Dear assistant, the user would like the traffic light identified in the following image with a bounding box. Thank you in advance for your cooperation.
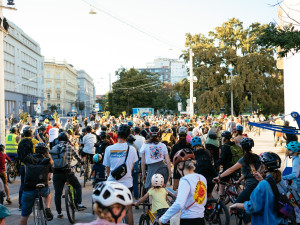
[7,0,15,6]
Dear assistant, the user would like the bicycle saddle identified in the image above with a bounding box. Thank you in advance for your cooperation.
[36,183,45,189]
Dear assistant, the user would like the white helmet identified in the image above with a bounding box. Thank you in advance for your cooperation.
[151,174,164,187]
[179,126,187,134]
[93,181,133,207]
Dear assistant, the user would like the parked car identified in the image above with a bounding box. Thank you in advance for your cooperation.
[38,114,54,122]
[67,112,77,117]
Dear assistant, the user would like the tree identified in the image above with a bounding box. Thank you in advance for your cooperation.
[50,105,58,112]
[179,18,283,115]
[75,101,85,113]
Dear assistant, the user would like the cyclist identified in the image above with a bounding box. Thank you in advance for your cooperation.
[159,149,207,225]
[0,144,12,203]
[19,143,53,225]
[282,141,300,192]
[141,121,150,139]
[76,181,132,225]
[140,126,171,190]
[170,126,191,190]
[90,154,106,187]
[51,132,86,219]
[5,127,20,160]
[103,124,138,225]
[132,126,146,156]
[82,125,97,169]
[230,152,286,225]
[234,125,244,147]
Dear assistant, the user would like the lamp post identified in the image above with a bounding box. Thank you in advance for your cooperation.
[189,49,194,119]
[230,70,234,117]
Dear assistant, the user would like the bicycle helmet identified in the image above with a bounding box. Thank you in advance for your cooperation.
[93,154,102,163]
[127,121,134,127]
[178,126,187,135]
[35,143,48,155]
[149,126,160,137]
[151,174,164,187]
[10,126,17,133]
[86,126,92,133]
[173,148,195,167]
[191,136,202,147]
[285,141,300,153]
[240,137,254,150]
[58,132,69,142]
[0,144,5,151]
[118,124,131,138]
[132,126,140,134]
[259,152,281,171]
[221,131,232,140]
[236,125,243,131]
[23,126,33,137]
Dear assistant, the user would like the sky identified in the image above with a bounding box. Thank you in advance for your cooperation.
[3,0,279,94]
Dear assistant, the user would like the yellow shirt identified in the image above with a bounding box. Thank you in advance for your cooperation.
[148,187,169,213]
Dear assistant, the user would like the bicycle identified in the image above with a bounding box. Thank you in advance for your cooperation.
[0,178,5,204]
[6,159,20,184]
[204,196,230,225]
[32,184,47,225]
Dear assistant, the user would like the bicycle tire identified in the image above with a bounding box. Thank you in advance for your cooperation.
[205,198,230,225]
[0,192,4,205]
[288,214,297,225]
[65,187,76,224]
[39,197,47,225]
[6,163,16,184]
[139,214,150,225]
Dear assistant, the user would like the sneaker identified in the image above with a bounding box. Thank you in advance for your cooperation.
[19,205,22,211]
[6,198,12,204]
[45,208,54,221]
[77,204,87,211]
[57,213,63,219]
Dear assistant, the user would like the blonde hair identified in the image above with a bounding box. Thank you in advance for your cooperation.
[93,203,115,223]
[185,160,196,171]
[270,170,282,184]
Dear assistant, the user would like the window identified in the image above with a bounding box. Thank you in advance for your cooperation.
[57,74,60,79]
[57,104,60,110]
[57,93,60,100]
[47,93,50,100]
[46,73,50,78]
[57,83,60,89]
[47,103,51,109]
[47,83,50,88]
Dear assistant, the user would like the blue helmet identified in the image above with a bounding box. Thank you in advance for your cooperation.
[191,136,202,147]
[93,154,102,163]
[285,141,300,153]
[127,121,134,127]
[236,125,243,131]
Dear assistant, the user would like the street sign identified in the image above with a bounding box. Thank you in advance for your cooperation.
[72,107,76,112]
[95,103,99,112]
[36,105,41,114]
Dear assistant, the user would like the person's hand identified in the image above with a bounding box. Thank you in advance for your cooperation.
[213,177,220,183]
[158,219,162,225]
[229,204,238,215]
[253,172,263,182]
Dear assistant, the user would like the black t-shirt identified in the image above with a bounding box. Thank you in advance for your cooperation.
[216,142,234,169]
[141,128,150,139]
[194,148,216,179]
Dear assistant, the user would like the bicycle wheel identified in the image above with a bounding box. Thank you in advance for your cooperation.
[205,198,230,225]
[139,214,150,225]
[6,162,16,184]
[33,199,47,225]
[65,187,76,224]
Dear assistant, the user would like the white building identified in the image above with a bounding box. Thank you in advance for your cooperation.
[145,58,188,84]
[4,21,44,117]
[77,70,96,116]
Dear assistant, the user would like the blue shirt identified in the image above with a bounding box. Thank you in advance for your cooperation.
[282,155,300,193]
[244,175,287,225]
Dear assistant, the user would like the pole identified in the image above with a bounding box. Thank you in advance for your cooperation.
[189,49,194,119]
[109,73,111,92]
[0,0,6,144]
[250,92,253,114]
[231,70,234,117]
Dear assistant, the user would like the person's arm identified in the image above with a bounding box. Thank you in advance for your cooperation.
[5,154,11,164]
[164,154,172,182]
[214,162,242,182]
[141,153,146,181]
[242,181,266,215]
[105,167,110,177]
[135,192,149,206]
[282,157,300,180]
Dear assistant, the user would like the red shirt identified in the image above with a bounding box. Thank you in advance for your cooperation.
[46,125,52,133]
[0,152,11,172]
[108,132,118,144]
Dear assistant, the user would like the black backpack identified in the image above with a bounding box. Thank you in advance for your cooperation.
[194,149,217,178]
[17,138,34,163]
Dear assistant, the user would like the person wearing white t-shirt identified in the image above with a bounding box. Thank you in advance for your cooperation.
[103,124,138,225]
[159,149,207,225]
[82,126,97,165]
[132,126,145,157]
[48,123,59,143]
[140,126,171,189]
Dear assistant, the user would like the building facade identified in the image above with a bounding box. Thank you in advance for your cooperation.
[4,21,44,117]
[44,60,77,114]
[76,70,96,116]
[137,67,171,83]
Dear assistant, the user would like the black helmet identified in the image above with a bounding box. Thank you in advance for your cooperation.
[240,137,254,150]
[86,126,92,133]
[23,126,33,137]
[58,132,69,142]
[39,125,46,131]
[0,144,4,151]
[144,121,150,127]
[99,131,107,138]
[101,126,107,131]
[221,131,232,140]
[118,124,131,138]
[82,128,87,133]
[35,143,48,155]
[149,126,160,137]
[259,152,281,171]
[10,126,17,133]
[133,126,141,134]
[127,134,136,143]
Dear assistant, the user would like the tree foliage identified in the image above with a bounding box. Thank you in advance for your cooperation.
[178,18,283,115]
[107,68,178,116]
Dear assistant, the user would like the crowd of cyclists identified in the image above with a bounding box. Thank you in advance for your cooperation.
[0,113,299,225]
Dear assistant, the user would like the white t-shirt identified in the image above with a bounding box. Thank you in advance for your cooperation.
[140,142,168,165]
[134,135,145,156]
[83,133,97,154]
[103,143,138,188]
[160,173,207,224]
[48,127,59,142]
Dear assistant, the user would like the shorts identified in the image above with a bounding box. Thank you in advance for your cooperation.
[21,187,50,217]
[0,171,7,185]
[81,152,94,163]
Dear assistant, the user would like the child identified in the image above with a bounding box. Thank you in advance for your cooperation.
[0,144,11,204]
[135,174,170,215]
[90,154,106,187]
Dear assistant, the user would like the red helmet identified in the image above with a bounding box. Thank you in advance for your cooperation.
[173,148,195,167]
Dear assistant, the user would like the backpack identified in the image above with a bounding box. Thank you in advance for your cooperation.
[161,133,172,144]
[49,143,68,169]
[194,149,217,178]
[24,155,50,189]
[227,144,243,165]
[266,177,295,219]
[17,138,34,163]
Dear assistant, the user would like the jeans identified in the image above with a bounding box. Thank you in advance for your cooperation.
[132,162,139,199]
[53,172,82,214]
[19,165,25,206]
